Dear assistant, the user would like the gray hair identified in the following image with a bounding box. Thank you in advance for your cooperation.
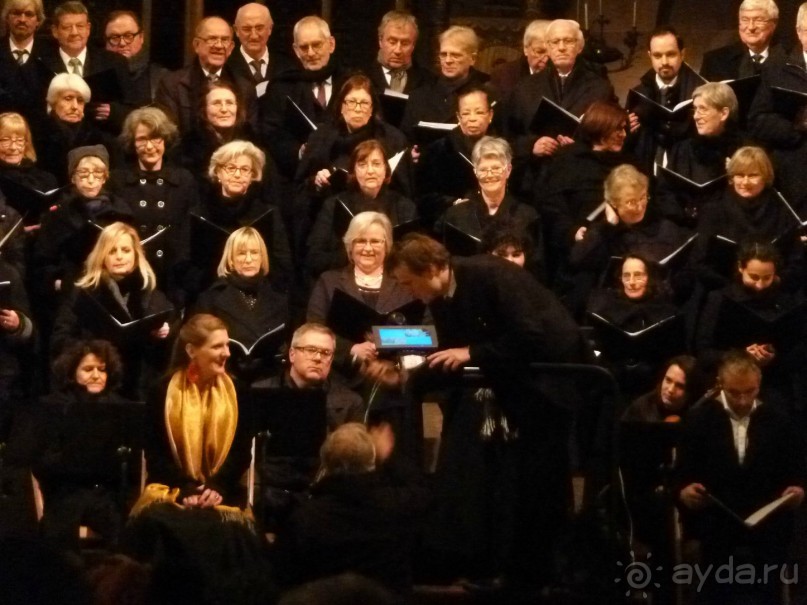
[46,73,91,112]
[53,0,87,23]
[797,2,807,29]
[523,19,551,47]
[342,211,393,258]
[439,25,479,55]
[208,140,265,181]
[739,0,779,20]
[0,0,44,36]
[604,164,649,205]
[546,19,585,48]
[471,136,512,167]
[378,10,418,39]
[291,322,335,349]
[692,82,739,120]
[293,15,331,41]
[120,106,179,149]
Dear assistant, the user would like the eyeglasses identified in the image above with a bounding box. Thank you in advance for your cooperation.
[353,238,385,248]
[9,9,36,18]
[196,35,233,47]
[134,136,163,148]
[0,137,26,149]
[547,37,577,47]
[75,169,106,180]
[237,25,267,35]
[293,345,334,359]
[733,173,763,182]
[475,166,505,177]
[222,164,253,176]
[739,17,770,27]
[343,99,372,111]
[617,194,648,208]
[106,31,141,46]
[296,40,325,53]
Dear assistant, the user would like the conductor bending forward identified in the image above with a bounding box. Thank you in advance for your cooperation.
[370,233,588,594]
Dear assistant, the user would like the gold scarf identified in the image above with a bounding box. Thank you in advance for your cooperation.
[165,368,238,482]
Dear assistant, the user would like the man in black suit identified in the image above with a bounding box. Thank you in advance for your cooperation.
[676,351,804,604]
[700,0,786,81]
[155,16,239,135]
[103,10,167,107]
[365,11,434,128]
[259,15,347,180]
[41,1,132,132]
[627,26,705,173]
[378,234,587,594]
[0,0,51,130]
[227,3,295,129]
[506,19,614,194]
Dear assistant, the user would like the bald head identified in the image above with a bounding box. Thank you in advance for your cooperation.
[235,3,273,60]
[193,17,234,71]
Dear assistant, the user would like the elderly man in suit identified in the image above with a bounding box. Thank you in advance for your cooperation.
[700,0,786,81]
[155,16,243,135]
[491,19,551,103]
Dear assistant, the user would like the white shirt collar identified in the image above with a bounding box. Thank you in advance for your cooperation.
[239,45,268,67]
[655,73,678,90]
[200,63,222,79]
[9,37,33,54]
[59,46,87,70]
[749,47,769,60]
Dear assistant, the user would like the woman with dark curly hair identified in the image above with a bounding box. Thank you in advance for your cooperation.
[32,339,135,551]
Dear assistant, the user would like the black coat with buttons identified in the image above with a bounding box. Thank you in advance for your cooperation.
[109,165,197,307]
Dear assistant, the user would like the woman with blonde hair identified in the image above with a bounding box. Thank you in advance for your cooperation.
[51,221,173,397]
[195,227,289,383]
[190,139,292,300]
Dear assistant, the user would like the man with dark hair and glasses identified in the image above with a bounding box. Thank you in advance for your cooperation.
[104,10,168,106]
[40,1,132,132]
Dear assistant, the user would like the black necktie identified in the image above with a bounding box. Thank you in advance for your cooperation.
[558,75,567,99]
[12,49,27,65]
[249,59,264,83]
[751,54,763,73]
[208,72,219,83]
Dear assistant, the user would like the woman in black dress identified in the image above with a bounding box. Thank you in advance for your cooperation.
[694,241,806,413]
[195,227,288,384]
[51,221,173,399]
[305,139,418,282]
[111,107,197,307]
[33,340,132,551]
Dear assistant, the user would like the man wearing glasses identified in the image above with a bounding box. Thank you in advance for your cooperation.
[155,16,239,135]
[700,0,785,81]
[259,15,348,181]
[490,19,550,103]
[104,10,167,107]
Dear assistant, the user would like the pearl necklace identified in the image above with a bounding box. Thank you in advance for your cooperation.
[354,270,383,288]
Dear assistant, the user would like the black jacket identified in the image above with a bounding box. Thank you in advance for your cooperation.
[0,37,52,135]
[109,165,197,306]
[34,189,133,297]
[194,275,289,383]
[364,60,436,129]
[700,41,787,82]
[748,52,807,151]
[399,67,490,140]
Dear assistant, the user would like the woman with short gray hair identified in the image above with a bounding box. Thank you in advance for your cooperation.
[436,136,538,258]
